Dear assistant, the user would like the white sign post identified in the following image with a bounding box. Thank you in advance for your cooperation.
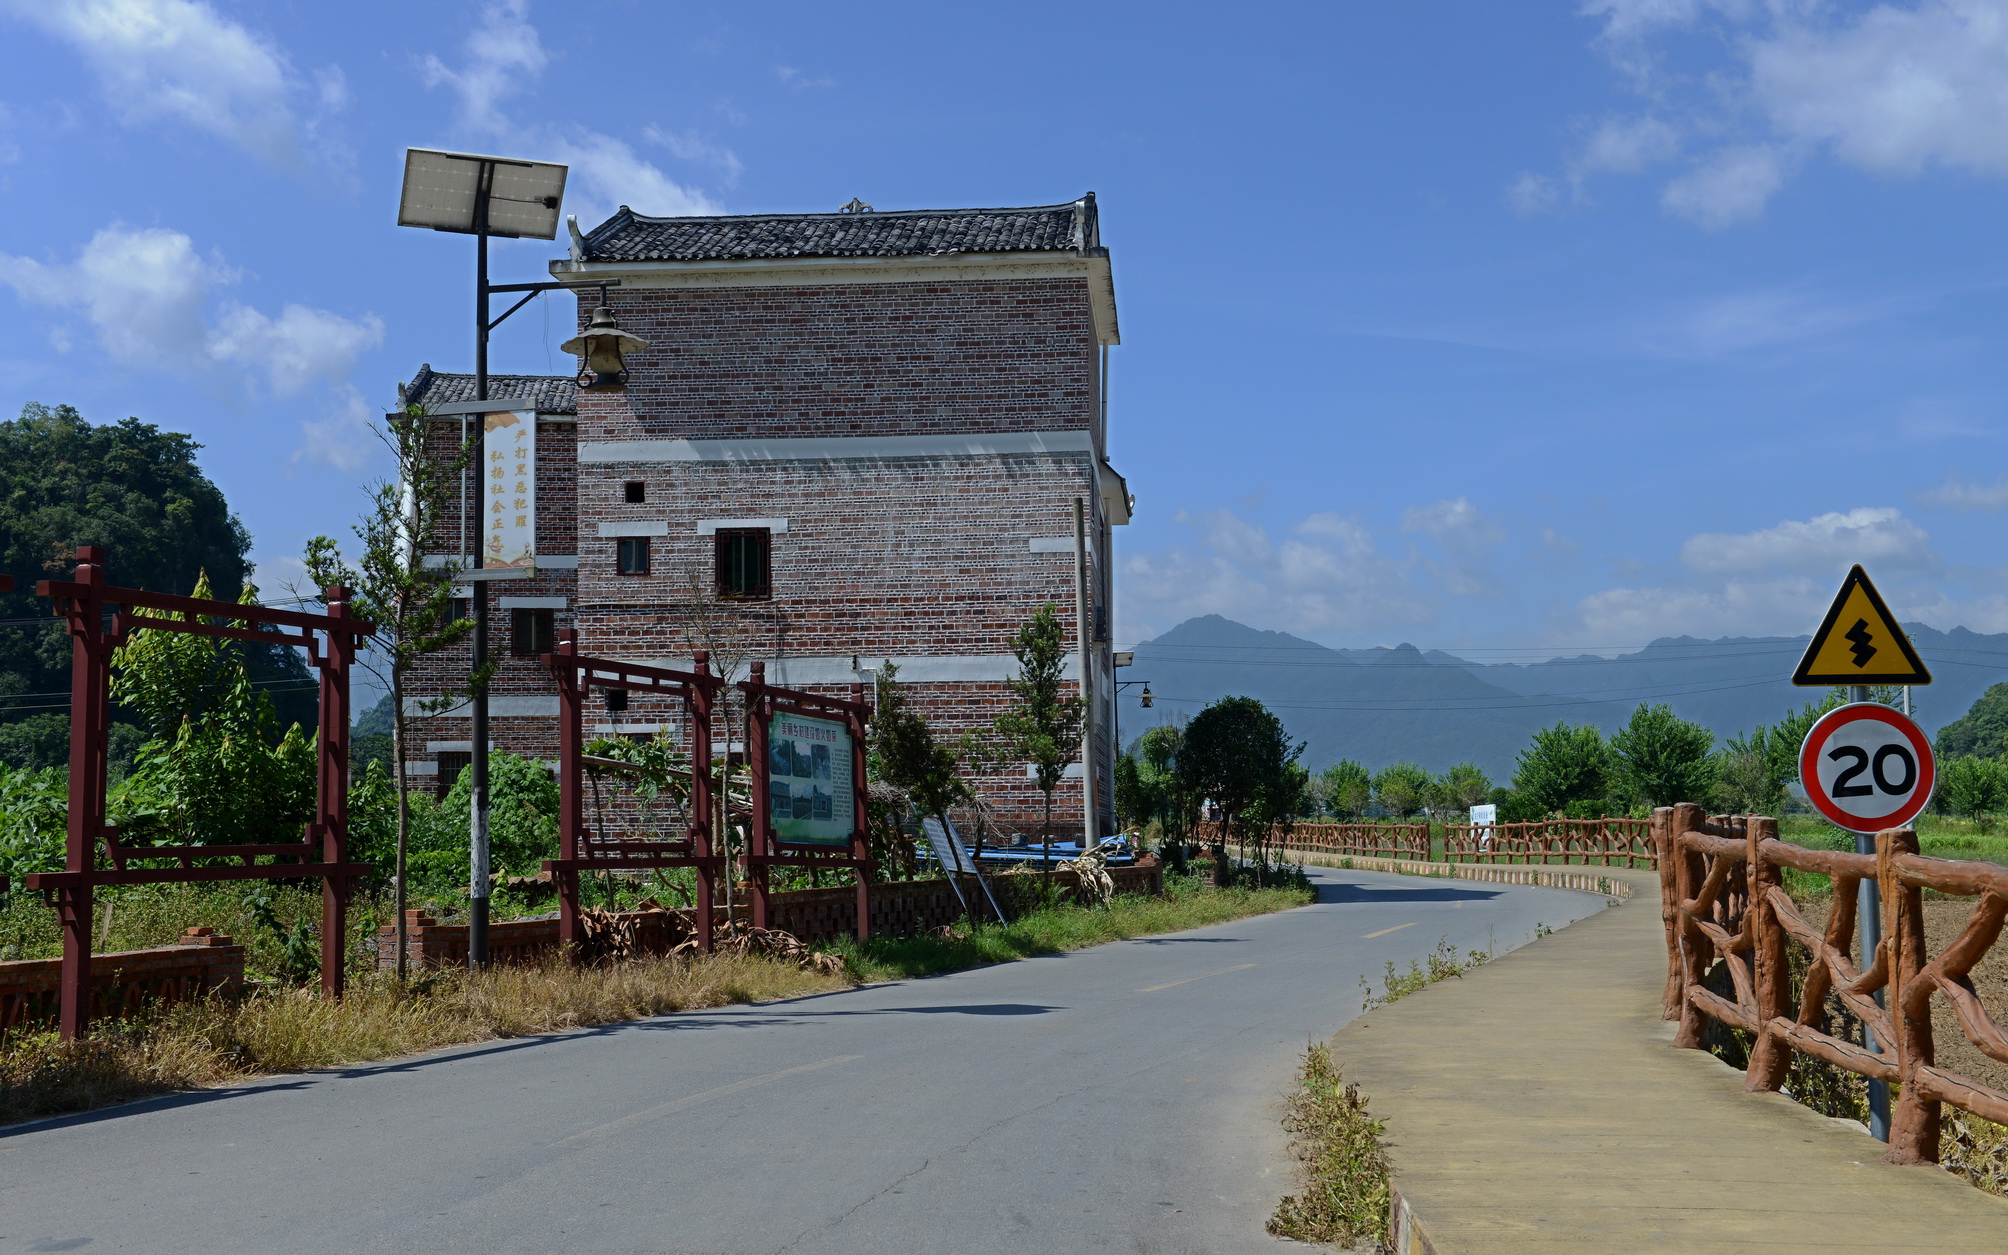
[482,409,537,570]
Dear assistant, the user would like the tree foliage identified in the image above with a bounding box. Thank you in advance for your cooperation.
[1938,755,2008,825]
[1938,682,2008,760]
[440,751,560,877]
[0,402,314,731]
[993,602,1084,841]
[1314,759,1372,818]
[870,661,970,821]
[1372,762,1431,818]
[1512,722,1609,815]
[1178,696,1303,882]
[1609,703,1717,808]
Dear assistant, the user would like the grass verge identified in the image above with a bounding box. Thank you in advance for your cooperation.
[1267,1043,1393,1248]
[832,877,1313,982]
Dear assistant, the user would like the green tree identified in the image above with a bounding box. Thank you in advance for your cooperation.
[1609,703,1717,808]
[1316,759,1372,819]
[1372,762,1431,818]
[993,602,1085,869]
[441,750,560,875]
[1937,682,2008,759]
[1133,723,1194,870]
[1938,755,2008,827]
[109,573,316,846]
[1177,696,1302,885]
[303,404,474,979]
[1436,762,1492,812]
[0,402,314,733]
[869,661,971,878]
[1512,722,1609,814]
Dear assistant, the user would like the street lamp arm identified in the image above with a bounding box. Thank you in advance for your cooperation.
[482,279,622,333]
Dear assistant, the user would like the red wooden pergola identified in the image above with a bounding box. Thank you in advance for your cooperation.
[26,547,374,1038]
[542,630,724,952]
[741,662,875,941]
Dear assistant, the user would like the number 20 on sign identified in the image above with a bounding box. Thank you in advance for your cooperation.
[1798,703,1936,833]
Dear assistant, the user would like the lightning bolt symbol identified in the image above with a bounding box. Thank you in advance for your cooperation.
[1845,618,1877,669]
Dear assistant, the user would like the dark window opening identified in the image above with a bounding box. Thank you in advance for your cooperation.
[435,752,470,800]
[715,528,771,599]
[603,688,629,713]
[624,480,646,504]
[510,607,555,657]
[617,537,650,575]
[441,597,470,631]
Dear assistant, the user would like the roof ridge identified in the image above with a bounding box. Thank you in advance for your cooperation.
[614,200,1084,227]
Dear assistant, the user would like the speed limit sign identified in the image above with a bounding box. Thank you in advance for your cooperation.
[1799,703,1936,833]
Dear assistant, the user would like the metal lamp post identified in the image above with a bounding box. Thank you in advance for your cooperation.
[396,147,635,965]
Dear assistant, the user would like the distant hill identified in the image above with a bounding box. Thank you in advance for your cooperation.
[1124,616,2008,780]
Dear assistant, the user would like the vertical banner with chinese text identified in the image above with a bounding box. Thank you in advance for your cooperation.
[483,409,536,569]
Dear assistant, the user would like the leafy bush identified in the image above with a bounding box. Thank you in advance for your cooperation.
[440,751,559,879]
[0,763,66,884]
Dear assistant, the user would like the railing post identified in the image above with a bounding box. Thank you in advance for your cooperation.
[1882,826,1939,1164]
[57,546,109,1040]
[1652,807,1682,1021]
[552,630,583,954]
[690,650,715,953]
[317,585,354,1001]
[1671,801,1709,1049]
[1744,816,1790,1091]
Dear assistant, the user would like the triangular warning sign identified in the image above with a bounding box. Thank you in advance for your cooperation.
[1792,565,1932,686]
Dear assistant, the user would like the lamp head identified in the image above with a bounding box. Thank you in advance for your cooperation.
[560,305,649,391]
[1139,684,1153,709]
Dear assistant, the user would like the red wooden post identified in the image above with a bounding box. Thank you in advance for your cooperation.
[57,547,111,1039]
[316,585,354,1000]
[690,650,715,952]
[745,662,772,932]
[850,682,872,944]
[1882,826,1940,1163]
[553,630,583,952]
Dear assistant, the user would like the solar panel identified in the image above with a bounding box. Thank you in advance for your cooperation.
[397,148,567,240]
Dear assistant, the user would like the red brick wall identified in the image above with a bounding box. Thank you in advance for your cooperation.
[0,929,246,1033]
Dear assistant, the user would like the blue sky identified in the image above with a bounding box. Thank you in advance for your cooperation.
[5,0,2008,660]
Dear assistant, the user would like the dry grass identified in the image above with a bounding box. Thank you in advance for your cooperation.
[1267,1042,1393,1248]
[1,951,846,1126]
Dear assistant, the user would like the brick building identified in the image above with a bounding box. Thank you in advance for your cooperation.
[401,196,1129,836]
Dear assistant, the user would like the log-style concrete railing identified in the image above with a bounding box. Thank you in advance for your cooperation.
[1444,818,1654,868]
[1200,818,1655,869]
[1658,801,2008,1165]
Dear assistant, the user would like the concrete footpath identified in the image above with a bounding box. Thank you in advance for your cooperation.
[1332,868,2008,1254]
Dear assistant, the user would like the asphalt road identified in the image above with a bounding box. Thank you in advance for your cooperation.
[0,868,1608,1254]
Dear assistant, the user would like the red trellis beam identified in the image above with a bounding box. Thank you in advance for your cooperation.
[25,547,374,1039]
[541,631,723,953]
[740,662,875,942]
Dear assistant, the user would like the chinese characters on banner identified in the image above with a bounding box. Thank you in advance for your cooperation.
[483,410,536,569]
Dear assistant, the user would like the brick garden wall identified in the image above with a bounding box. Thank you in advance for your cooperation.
[0,928,245,1034]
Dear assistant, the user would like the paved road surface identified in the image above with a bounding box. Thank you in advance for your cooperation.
[0,869,1606,1254]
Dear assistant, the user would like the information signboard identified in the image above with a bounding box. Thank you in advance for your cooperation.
[483,409,536,569]
[767,710,852,846]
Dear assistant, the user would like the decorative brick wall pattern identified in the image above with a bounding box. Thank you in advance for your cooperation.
[380,860,1164,971]
[0,928,246,1034]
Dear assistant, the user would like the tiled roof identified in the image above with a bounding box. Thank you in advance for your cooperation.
[400,365,577,415]
[575,195,1100,263]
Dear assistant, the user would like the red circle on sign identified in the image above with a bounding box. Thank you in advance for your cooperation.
[1798,703,1935,832]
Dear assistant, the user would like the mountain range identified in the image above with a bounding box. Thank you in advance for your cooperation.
[1123,616,2008,781]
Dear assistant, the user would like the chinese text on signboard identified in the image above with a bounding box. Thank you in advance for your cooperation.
[768,711,852,846]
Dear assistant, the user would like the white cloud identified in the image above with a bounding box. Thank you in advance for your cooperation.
[0,224,381,427]
[292,386,378,473]
[1915,474,2008,512]
[1751,0,2008,177]
[5,0,342,166]
[1660,145,1786,227]
[645,125,744,185]
[1506,172,1561,215]
[1679,507,1933,574]
[422,0,720,225]
[1117,509,1436,644]
[1576,115,1682,174]
[208,302,383,396]
[775,65,837,90]
[1401,497,1504,554]
[1575,576,1826,638]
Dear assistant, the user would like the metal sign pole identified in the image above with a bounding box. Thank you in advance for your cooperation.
[1849,682,1889,1141]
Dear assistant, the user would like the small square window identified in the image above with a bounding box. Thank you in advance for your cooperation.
[510,608,554,657]
[603,688,629,713]
[435,752,470,799]
[617,536,651,575]
[715,529,771,599]
[624,480,646,504]
[441,597,470,630]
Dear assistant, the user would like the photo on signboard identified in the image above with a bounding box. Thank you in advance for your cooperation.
[792,741,814,778]
[771,782,792,820]
[770,738,795,779]
[767,710,854,846]
[812,786,833,820]
[793,791,814,820]
[812,742,830,781]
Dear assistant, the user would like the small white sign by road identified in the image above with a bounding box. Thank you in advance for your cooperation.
[1798,702,1936,833]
